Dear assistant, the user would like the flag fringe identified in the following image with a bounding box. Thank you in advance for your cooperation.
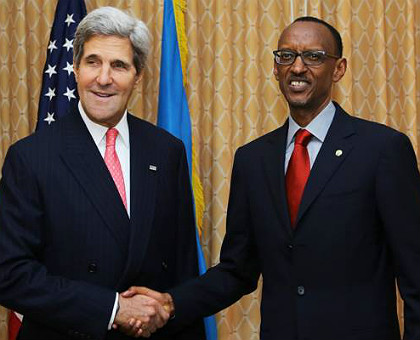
[173,0,188,89]
[173,0,204,236]
[192,137,204,237]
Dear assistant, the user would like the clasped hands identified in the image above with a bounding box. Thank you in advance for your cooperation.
[113,287,174,338]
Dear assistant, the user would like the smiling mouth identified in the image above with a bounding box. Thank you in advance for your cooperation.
[290,81,307,86]
[289,80,310,91]
[92,91,115,98]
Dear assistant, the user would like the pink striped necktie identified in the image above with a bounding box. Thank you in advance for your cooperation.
[104,128,127,210]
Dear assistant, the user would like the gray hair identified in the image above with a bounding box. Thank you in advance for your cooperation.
[74,7,150,74]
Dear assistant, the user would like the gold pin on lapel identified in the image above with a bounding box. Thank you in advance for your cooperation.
[335,149,343,157]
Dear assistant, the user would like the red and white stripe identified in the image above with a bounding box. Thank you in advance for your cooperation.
[8,310,22,340]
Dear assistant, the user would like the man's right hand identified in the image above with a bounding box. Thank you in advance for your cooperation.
[121,286,175,318]
[114,293,170,338]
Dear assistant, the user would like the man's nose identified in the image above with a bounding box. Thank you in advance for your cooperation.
[290,55,307,74]
[97,65,112,85]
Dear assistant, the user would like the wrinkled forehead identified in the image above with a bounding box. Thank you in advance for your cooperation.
[278,21,335,53]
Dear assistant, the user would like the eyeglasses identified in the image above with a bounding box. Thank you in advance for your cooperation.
[273,49,340,66]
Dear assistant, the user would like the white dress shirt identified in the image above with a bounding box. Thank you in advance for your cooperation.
[78,101,130,329]
[285,101,336,172]
[78,101,131,216]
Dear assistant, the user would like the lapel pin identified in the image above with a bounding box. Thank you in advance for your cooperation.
[149,165,157,171]
[335,149,343,157]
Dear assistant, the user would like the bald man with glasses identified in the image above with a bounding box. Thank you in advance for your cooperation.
[125,16,420,340]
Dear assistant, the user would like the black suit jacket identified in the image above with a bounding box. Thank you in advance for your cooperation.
[169,102,420,340]
[0,108,205,340]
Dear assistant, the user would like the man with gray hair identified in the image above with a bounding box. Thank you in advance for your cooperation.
[0,6,204,340]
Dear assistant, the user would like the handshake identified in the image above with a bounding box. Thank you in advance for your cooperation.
[113,287,173,338]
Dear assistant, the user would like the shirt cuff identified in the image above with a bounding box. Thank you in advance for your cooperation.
[107,293,119,330]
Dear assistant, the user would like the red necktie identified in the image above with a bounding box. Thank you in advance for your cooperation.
[104,128,127,210]
[286,129,312,227]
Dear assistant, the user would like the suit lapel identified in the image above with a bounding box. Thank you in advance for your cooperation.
[296,104,356,226]
[117,115,158,289]
[262,122,293,235]
[59,108,130,254]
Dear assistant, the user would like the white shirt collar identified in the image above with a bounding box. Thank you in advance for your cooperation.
[78,101,129,148]
[287,101,335,147]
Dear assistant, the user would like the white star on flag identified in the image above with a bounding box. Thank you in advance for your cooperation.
[45,64,57,78]
[44,87,56,101]
[47,40,58,54]
[44,112,56,125]
[63,38,73,51]
[63,87,76,101]
[62,62,74,76]
[65,14,75,27]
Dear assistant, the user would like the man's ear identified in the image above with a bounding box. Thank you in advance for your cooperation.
[73,60,79,82]
[134,70,143,86]
[333,57,347,83]
[273,63,280,81]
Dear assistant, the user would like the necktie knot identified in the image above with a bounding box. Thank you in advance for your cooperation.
[106,128,118,147]
[294,129,312,147]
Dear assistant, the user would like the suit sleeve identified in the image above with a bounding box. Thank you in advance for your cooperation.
[168,147,261,328]
[0,144,115,340]
[174,144,200,284]
[375,132,420,340]
[164,142,206,339]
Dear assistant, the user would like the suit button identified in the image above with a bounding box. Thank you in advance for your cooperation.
[161,261,168,270]
[297,285,305,296]
[88,262,97,273]
[287,244,293,249]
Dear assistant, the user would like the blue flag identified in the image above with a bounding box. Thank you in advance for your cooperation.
[36,0,86,130]
[158,1,218,339]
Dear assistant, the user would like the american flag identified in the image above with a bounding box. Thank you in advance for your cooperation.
[36,0,86,130]
[8,311,22,340]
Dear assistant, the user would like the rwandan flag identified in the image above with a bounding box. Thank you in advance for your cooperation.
[157,1,218,339]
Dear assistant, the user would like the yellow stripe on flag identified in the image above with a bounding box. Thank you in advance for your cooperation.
[173,0,204,237]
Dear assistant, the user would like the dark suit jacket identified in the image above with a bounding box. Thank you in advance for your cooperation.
[0,108,205,340]
[169,102,420,340]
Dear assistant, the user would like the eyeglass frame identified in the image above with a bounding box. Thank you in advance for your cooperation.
[272,49,341,66]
